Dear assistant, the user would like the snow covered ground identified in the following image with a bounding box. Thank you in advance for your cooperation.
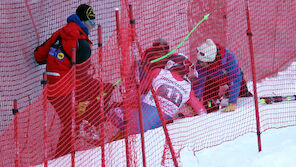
[180,125,296,167]
[36,125,296,167]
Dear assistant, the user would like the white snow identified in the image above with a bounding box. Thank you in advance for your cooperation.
[180,126,296,167]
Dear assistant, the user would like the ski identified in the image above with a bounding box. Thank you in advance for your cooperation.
[259,95,296,104]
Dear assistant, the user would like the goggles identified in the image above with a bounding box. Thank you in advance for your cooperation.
[87,20,96,26]
[172,57,193,70]
[196,49,205,56]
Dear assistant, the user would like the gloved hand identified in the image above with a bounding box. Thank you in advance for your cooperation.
[222,103,236,112]
[77,101,89,115]
[219,84,229,97]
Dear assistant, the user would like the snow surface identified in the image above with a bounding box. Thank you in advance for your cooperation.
[34,126,296,167]
[180,126,296,167]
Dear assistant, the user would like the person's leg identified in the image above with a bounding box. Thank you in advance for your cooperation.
[76,78,114,126]
[239,71,253,97]
[75,79,116,141]
[107,103,172,135]
[140,103,172,132]
[49,94,72,158]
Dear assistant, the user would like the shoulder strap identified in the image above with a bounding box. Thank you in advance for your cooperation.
[54,35,73,65]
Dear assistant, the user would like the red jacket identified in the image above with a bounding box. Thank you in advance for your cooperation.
[34,15,91,85]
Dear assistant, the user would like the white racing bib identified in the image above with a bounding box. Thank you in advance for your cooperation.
[143,69,191,117]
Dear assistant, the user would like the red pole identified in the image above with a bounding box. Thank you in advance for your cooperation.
[98,25,103,48]
[151,89,178,167]
[123,102,130,167]
[42,73,48,167]
[13,99,19,167]
[136,79,147,167]
[115,8,120,40]
[116,7,131,167]
[129,4,135,41]
[245,0,262,152]
[42,73,48,89]
[129,4,147,167]
[128,4,143,57]
[71,48,76,166]
[98,24,106,167]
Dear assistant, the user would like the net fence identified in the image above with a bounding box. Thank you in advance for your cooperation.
[0,0,295,166]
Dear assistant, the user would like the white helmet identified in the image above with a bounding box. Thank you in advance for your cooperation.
[196,39,217,62]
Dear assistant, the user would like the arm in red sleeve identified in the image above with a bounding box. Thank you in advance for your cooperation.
[34,31,60,64]
[140,68,161,94]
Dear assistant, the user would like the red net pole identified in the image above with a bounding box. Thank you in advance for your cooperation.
[42,73,48,89]
[123,96,131,167]
[129,4,135,42]
[129,4,147,167]
[98,25,103,48]
[98,24,106,167]
[116,8,120,40]
[245,0,262,152]
[42,73,48,167]
[151,89,178,167]
[71,48,76,166]
[136,82,147,167]
[117,7,131,167]
[13,99,19,167]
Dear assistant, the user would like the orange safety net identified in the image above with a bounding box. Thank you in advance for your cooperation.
[0,0,296,166]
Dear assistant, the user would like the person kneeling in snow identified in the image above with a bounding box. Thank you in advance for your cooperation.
[193,39,252,113]
[139,38,170,94]
[108,54,206,135]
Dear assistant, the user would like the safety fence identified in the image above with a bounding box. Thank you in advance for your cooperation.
[0,0,295,166]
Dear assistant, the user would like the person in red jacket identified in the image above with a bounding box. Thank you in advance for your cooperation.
[34,4,103,158]
[139,38,170,94]
[34,4,96,84]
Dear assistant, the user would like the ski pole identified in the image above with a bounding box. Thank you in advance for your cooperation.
[96,78,121,101]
